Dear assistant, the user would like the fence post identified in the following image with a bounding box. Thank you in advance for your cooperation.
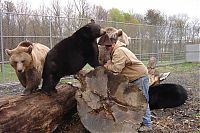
[156,26,160,65]
[139,25,142,60]
[49,16,53,49]
[0,8,5,83]
[157,39,160,65]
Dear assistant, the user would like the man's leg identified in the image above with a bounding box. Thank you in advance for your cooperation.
[132,76,152,127]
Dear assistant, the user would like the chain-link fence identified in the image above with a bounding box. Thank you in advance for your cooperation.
[0,12,199,83]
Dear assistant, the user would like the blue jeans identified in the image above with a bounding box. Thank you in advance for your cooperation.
[130,76,152,127]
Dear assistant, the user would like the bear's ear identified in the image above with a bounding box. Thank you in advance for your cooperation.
[90,19,95,23]
[26,45,33,54]
[19,41,33,47]
[5,49,12,56]
[117,29,123,37]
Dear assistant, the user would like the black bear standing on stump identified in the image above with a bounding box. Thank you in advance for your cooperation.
[41,22,106,95]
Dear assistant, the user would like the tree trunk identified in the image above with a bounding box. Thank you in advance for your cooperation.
[0,84,78,133]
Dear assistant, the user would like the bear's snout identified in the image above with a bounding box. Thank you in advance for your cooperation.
[18,69,23,73]
[16,62,25,73]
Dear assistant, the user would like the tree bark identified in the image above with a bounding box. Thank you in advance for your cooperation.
[0,84,78,133]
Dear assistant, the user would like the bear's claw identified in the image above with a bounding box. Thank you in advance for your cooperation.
[21,89,32,96]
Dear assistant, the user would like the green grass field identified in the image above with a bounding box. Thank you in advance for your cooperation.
[0,64,18,83]
[157,62,200,73]
[0,62,199,84]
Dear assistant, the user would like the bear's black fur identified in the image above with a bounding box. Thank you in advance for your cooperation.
[41,22,106,95]
[149,83,187,110]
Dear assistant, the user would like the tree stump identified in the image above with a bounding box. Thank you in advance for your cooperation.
[0,84,78,133]
[75,67,147,132]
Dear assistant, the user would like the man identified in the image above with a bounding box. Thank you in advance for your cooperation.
[102,35,152,132]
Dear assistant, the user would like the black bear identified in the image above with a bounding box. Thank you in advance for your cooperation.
[41,22,106,95]
[149,83,188,110]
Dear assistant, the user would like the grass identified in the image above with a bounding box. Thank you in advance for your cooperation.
[0,63,94,84]
[157,62,200,73]
[0,64,18,83]
[0,62,199,84]
[193,112,200,119]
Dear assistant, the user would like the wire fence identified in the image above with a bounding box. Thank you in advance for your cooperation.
[0,11,199,83]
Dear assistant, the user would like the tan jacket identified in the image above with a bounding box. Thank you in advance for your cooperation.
[105,41,148,81]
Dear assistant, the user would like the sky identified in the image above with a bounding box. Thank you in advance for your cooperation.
[7,0,200,20]
[88,0,200,20]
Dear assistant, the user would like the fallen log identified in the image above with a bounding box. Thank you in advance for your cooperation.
[0,84,78,133]
[0,67,148,133]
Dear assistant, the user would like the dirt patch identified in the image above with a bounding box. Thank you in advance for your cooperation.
[54,65,200,133]
[0,64,199,133]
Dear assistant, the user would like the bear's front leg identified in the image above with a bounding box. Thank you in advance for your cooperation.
[88,56,101,68]
[16,72,27,88]
[87,44,101,68]
[22,69,41,95]
[41,74,60,96]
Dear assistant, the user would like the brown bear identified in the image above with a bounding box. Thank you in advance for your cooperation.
[5,41,50,95]
[98,27,130,65]
[103,27,130,46]
[41,22,106,95]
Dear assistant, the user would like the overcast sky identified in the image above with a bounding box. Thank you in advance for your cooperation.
[8,0,200,20]
[88,0,200,20]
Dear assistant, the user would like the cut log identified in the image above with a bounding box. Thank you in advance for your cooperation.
[0,84,78,133]
[75,67,147,133]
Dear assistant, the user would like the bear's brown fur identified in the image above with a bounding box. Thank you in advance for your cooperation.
[98,27,130,65]
[5,41,50,95]
[104,27,130,45]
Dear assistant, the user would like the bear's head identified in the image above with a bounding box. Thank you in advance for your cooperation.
[97,27,130,65]
[75,22,106,40]
[5,41,33,73]
[98,27,130,46]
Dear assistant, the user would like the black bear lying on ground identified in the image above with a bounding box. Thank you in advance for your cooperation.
[149,83,188,110]
[41,22,106,95]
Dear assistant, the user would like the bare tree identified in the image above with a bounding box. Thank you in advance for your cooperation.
[190,19,200,43]
[63,1,77,36]
[50,0,63,37]
[91,5,107,21]
[73,0,90,18]
[15,0,31,41]
[2,1,16,48]
[72,0,91,28]
[168,14,189,44]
